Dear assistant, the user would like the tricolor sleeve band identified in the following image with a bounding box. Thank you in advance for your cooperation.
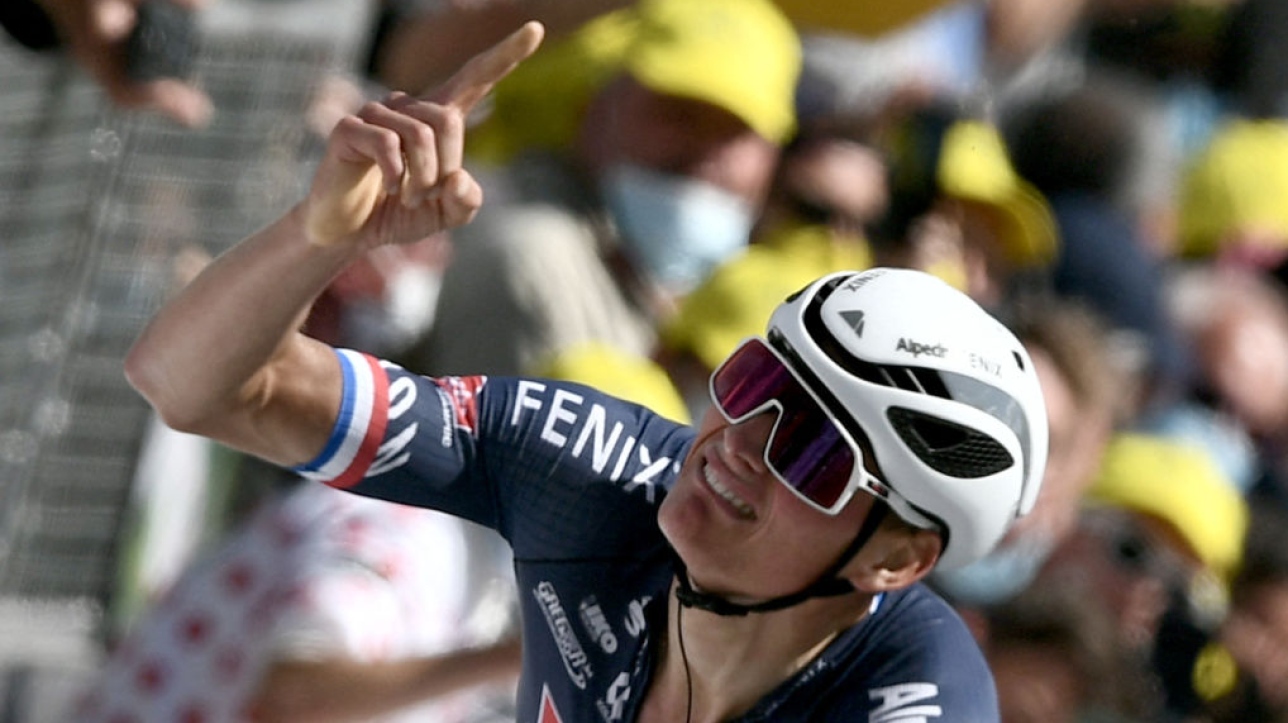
[292,348,390,488]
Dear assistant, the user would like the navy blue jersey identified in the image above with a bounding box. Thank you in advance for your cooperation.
[295,349,1000,722]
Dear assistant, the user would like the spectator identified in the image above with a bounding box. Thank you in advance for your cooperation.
[870,104,1060,308]
[1037,432,1249,721]
[527,123,889,426]
[70,481,521,723]
[403,0,800,378]
[1164,263,1288,495]
[983,578,1161,723]
[659,111,1059,426]
[1176,117,1288,269]
[1004,76,1197,414]
[1204,500,1288,723]
[0,0,212,126]
[932,296,1124,609]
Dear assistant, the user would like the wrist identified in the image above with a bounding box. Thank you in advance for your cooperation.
[287,202,368,264]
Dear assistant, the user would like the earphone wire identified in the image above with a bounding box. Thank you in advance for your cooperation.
[677,599,693,723]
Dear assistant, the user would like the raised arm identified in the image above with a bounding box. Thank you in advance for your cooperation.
[124,21,545,467]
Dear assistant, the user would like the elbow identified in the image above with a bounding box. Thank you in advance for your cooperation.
[123,341,212,434]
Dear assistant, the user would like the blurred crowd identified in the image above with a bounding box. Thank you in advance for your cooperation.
[10,0,1288,721]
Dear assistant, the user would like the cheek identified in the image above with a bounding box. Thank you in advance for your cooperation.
[693,135,779,203]
[758,489,871,570]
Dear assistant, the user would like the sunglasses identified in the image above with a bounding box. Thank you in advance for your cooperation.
[708,337,882,516]
[784,193,865,234]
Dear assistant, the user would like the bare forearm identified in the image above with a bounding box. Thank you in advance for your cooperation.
[249,638,523,723]
[124,205,359,464]
[126,23,542,463]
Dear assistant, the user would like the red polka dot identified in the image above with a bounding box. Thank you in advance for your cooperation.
[178,613,213,647]
[178,702,208,723]
[222,562,256,595]
[135,660,167,693]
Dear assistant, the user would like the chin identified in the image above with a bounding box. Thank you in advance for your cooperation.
[656,485,712,562]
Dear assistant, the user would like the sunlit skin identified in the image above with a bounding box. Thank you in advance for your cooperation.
[1006,347,1108,545]
[1224,584,1288,710]
[645,403,943,722]
[767,137,889,236]
[578,76,780,206]
[992,644,1084,723]
[658,404,903,603]
[1036,517,1170,649]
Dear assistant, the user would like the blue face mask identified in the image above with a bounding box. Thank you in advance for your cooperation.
[600,165,754,296]
[931,529,1056,607]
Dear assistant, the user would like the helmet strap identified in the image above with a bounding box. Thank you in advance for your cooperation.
[673,502,889,616]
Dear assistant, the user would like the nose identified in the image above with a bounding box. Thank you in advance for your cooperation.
[724,410,777,471]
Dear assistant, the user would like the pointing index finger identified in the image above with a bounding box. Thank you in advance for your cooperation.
[427,21,545,115]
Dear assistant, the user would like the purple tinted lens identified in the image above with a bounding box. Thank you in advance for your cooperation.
[711,340,857,511]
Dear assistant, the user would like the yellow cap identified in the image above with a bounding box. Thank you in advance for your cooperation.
[469,0,799,162]
[467,10,636,163]
[1088,433,1248,579]
[772,0,953,37]
[1178,119,1288,257]
[533,341,691,425]
[936,121,1059,268]
[624,0,801,143]
[662,231,870,371]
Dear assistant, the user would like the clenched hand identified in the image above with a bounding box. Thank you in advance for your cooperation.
[303,20,544,250]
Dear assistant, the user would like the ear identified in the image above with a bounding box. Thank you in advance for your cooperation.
[844,527,943,593]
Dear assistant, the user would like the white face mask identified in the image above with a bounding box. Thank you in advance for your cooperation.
[600,164,754,296]
[930,527,1057,607]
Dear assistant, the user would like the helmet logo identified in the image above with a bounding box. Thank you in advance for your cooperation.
[970,353,1002,377]
[840,310,866,337]
[895,338,948,358]
[841,269,886,293]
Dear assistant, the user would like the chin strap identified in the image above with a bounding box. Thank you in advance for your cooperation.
[674,503,889,617]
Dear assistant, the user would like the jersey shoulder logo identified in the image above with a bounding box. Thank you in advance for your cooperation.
[433,375,487,434]
[869,682,943,721]
[534,581,593,689]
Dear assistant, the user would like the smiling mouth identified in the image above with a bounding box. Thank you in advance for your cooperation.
[703,463,755,520]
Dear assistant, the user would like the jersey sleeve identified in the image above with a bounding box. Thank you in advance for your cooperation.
[291,348,694,553]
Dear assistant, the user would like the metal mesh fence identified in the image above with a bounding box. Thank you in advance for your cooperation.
[0,1,374,717]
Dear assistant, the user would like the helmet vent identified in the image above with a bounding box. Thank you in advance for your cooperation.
[887,407,1014,478]
[877,365,951,397]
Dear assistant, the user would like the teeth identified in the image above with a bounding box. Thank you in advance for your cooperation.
[704,464,754,519]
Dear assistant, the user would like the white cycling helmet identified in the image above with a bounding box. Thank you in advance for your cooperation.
[767,267,1048,570]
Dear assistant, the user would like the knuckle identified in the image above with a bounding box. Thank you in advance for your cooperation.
[356,100,387,120]
[439,106,465,134]
[409,123,436,148]
[374,127,402,155]
[334,114,365,132]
